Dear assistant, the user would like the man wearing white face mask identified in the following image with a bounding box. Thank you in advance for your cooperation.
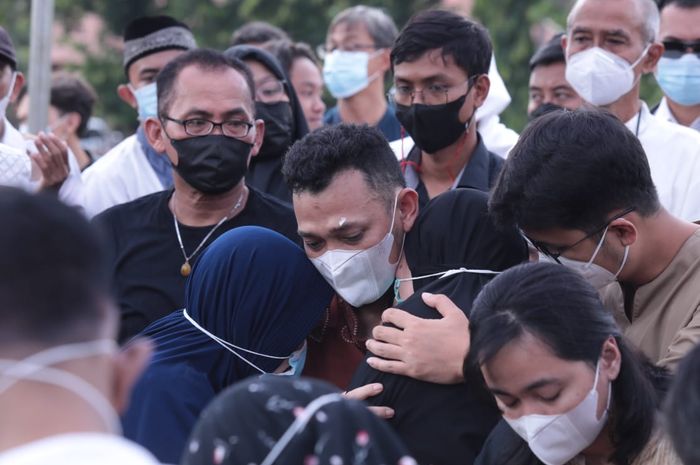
[0,188,156,465]
[564,0,700,223]
[490,109,700,370]
[321,6,402,141]
[282,124,419,389]
[82,16,196,217]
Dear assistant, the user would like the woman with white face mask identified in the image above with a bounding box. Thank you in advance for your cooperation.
[469,262,680,465]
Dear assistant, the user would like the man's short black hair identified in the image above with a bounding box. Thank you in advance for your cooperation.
[0,188,109,348]
[489,109,659,232]
[282,124,406,207]
[50,72,97,137]
[262,39,318,75]
[658,0,700,10]
[230,21,290,46]
[156,48,256,117]
[529,33,565,71]
[391,9,492,78]
[665,344,700,465]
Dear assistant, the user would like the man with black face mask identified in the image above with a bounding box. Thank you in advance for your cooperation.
[93,49,299,342]
[225,45,309,204]
[390,10,502,208]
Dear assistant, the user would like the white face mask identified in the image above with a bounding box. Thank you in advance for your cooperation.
[310,194,404,308]
[393,267,501,304]
[323,50,382,99]
[558,226,629,290]
[504,361,612,465]
[0,339,122,434]
[183,309,300,375]
[565,46,649,106]
[129,82,158,122]
[0,71,16,120]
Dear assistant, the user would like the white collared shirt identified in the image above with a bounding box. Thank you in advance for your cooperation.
[81,134,163,218]
[626,102,700,222]
[654,97,700,132]
[1,118,84,209]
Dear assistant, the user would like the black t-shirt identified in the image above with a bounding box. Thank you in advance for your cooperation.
[94,187,299,343]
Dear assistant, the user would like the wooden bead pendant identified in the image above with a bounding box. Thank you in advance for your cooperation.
[180,261,192,277]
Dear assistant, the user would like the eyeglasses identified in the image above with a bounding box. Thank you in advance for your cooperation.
[662,39,700,59]
[161,116,254,138]
[256,79,287,103]
[388,76,477,107]
[523,207,635,263]
[316,43,376,59]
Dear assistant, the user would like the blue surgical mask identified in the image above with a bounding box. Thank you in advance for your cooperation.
[280,341,307,377]
[656,54,700,106]
[130,82,158,121]
[323,50,381,99]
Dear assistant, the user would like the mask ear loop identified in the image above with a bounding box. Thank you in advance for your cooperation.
[585,226,609,267]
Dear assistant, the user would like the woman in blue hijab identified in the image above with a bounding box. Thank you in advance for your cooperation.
[122,226,334,464]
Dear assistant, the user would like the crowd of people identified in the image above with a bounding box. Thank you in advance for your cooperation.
[1,0,700,464]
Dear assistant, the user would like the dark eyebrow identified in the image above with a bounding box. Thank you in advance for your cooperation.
[523,378,560,392]
[606,29,631,39]
[552,85,574,92]
[329,222,365,234]
[180,108,250,120]
[137,67,161,79]
[571,26,592,35]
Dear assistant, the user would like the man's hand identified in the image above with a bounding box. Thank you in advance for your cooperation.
[344,383,394,419]
[366,292,470,384]
[30,132,69,191]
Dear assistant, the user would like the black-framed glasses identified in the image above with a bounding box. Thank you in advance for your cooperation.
[662,39,700,59]
[161,116,253,138]
[388,75,477,107]
[317,43,377,59]
[523,207,635,263]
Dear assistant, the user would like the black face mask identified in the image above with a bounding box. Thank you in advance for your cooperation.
[528,102,565,121]
[395,91,473,154]
[171,134,252,194]
[255,101,294,160]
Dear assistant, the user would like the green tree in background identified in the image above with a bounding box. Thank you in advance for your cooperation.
[1,0,664,135]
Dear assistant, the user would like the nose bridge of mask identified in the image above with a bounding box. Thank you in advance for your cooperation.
[183,309,292,375]
[0,339,122,434]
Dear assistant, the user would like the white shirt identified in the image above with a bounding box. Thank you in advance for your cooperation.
[82,134,164,218]
[0,433,162,465]
[626,102,700,222]
[654,97,700,132]
[1,118,84,209]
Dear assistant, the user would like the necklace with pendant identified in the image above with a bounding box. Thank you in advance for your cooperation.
[172,190,245,277]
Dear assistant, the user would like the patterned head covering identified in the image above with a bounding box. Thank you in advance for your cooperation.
[182,376,417,465]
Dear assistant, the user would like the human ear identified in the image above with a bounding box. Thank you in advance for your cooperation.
[9,71,24,103]
[397,188,420,232]
[471,74,491,110]
[117,83,137,109]
[641,42,663,74]
[608,216,637,248]
[248,119,265,162]
[144,117,167,154]
[109,338,153,414]
[600,336,622,382]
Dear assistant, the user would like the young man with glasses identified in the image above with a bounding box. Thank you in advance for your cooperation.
[490,109,700,370]
[388,10,502,208]
[93,49,299,343]
[321,5,401,141]
[655,0,700,131]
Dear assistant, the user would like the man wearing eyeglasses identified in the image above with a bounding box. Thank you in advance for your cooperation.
[655,0,700,131]
[388,10,502,209]
[93,49,299,342]
[491,109,700,370]
[563,0,700,223]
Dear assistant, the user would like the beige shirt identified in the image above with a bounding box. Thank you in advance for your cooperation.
[601,229,700,369]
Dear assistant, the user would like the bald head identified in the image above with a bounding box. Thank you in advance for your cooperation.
[567,0,659,43]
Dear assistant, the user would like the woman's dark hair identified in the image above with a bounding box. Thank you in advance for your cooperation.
[468,262,670,465]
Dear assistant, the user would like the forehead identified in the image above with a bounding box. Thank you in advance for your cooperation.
[569,0,646,39]
[529,62,568,87]
[328,20,372,44]
[244,59,277,83]
[659,4,700,40]
[127,48,185,83]
[393,49,468,82]
[293,170,389,231]
[169,65,254,115]
[290,57,322,85]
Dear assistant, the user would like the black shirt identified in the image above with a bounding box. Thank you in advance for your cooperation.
[94,187,299,342]
[403,134,504,209]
